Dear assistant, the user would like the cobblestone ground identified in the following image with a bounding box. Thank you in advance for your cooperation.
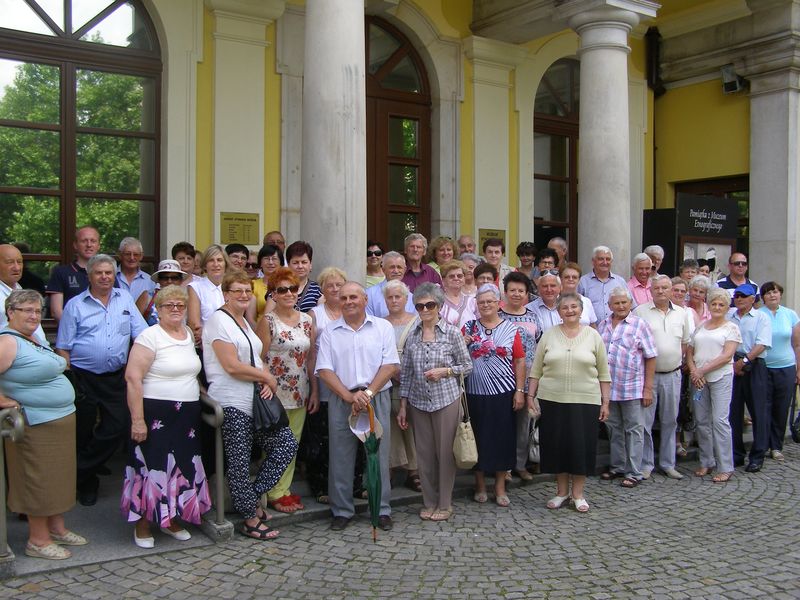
[3,445,800,599]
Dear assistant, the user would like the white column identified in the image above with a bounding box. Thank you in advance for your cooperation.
[301,0,366,281]
[559,0,657,275]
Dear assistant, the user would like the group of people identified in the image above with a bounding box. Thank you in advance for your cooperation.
[0,226,797,559]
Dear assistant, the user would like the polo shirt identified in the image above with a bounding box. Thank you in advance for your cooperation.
[47,261,89,307]
[632,301,693,372]
[727,307,772,355]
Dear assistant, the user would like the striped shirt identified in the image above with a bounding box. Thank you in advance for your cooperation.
[462,319,524,395]
[598,313,658,401]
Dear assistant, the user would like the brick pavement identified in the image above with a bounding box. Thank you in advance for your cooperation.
[3,445,800,599]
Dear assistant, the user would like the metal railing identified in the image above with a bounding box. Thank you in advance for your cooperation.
[0,407,25,560]
[199,391,227,527]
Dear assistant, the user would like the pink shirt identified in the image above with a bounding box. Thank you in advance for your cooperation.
[627,277,652,307]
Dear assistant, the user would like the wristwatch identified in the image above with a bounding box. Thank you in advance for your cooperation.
[741,356,750,364]
[364,389,374,399]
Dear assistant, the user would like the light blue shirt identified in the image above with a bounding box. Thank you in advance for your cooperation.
[0,280,46,344]
[56,288,147,373]
[577,270,628,322]
[525,297,561,331]
[727,307,772,356]
[116,268,155,303]
[759,305,799,368]
[365,280,416,318]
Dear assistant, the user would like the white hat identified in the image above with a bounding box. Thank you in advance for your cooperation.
[348,410,383,442]
[150,259,190,283]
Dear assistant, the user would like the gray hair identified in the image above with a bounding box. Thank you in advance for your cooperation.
[87,253,117,275]
[382,279,410,299]
[688,275,711,292]
[632,252,652,267]
[592,245,613,259]
[653,274,673,286]
[476,283,501,301]
[5,289,44,318]
[118,236,143,253]
[341,281,368,299]
[381,250,405,267]
[644,244,664,259]
[459,252,482,265]
[608,286,632,301]
[538,271,561,286]
[556,292,583,313]
[706,287,730,306]
[413,282,445,307]
[404,233,428,251]
[548,236,567,251]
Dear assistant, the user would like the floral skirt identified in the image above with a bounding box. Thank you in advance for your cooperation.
[120,399,211,525]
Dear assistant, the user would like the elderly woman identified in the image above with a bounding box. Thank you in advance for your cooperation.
[597,287,657,487]
[759,281,800,462]
[247,244,285,325]
[366,240,386,288]
[687,275,712,326]
[425,236,457,274]
[560,263,598,326]
[188,244,229,343]
[528,293,611,512]
[463,283,526,507]
[460,253,482,296]
[136,259,190,325]
[0,290,84,560]
[670,276,688,307]
[382,279,421,492]
[203,272,297,540]
[440,260,478,329]
[256,267,318,513]
[123,285,210,548]
[499,271,543,481]
[686,287,742,482]
[397,283,472,521]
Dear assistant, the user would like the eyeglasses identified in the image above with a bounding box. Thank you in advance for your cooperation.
[731,261,748,267]
[160,302,186,312]
[733,292,752,299]
[11,307,42,316]
[263,255,280,262]
[226,288,252,296]
[158,274,183,282]
[275,285,300,295]
[540,269,560,276]
[245,262,258,269]
[414,301,438,312]
[120,252,142,259]
[367,250,383,257]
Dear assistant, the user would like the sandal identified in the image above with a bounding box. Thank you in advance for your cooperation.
[712,472,733,483]
[268,495,299,513]
[516,469,534,481]
[289,493,305,510]
[316,494,330,504]
[404,474,422,493]
[546,495,570,509]
[49,530,88,546]
[255,507,273,522]
[600,471,623,481]
[694,467,713,477]
[676,445,688,458]
[620,477,639,488]
[239,521,279,540]
[25,541,71,560]
[572,497,590,513]
[495,494,511,507]
[430,508,453,521]
[473,491,488,504]
[419,507,435,520]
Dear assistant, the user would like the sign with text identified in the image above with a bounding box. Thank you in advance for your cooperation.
[478,228,506,253]
[676,194,738,238]
[220,212,260,245]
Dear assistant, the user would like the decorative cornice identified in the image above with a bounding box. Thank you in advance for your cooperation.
[555,0,659,22]
[464,36,529,69]
[204,0,286,21]
[656,0,750,40]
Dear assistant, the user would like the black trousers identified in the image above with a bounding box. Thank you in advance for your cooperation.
[70,366,127,489]
[730,359,769,465]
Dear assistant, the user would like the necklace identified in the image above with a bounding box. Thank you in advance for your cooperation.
[479,319,502,335]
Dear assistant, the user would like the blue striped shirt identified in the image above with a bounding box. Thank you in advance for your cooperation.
[56,288,148,373]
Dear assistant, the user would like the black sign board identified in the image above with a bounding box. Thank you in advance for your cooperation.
[676,193,738,238]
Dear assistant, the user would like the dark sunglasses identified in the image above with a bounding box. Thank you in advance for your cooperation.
[275,285,300,295]
[731,261,748,267]
[733,292,753,299]
[245,262,259,269]
[158,274,183,281]
[414,301,438,312]
[367,250,383,257]
[540,269,560,276]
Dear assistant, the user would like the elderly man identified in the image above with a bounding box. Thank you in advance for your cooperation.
[717,252,758,300]
[457,234,476,255]
[47,225,101,321]
[56,254,148,505]
[116,237,155,303]
[627,253,653,306]
[547,236,568,269]
[633,275,694,479]
[401,233,441,293]
[525,271,561,331]
[644,245,664,274]
[727,283,772,472]
[598,287,657,486]
[0,244,46,343]
[366,251,415,317]
[316,282,400,531]
[577,246,628,322]
[262,230,286,252]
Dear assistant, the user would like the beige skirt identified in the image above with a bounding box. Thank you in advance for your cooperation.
[5,412,76,517]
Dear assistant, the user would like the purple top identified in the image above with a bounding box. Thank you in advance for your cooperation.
[401,263,442,293]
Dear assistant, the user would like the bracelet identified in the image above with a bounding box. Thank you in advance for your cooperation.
[515,388,524,393]
[448,367,453,377]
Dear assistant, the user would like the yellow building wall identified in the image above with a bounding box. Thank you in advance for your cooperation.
[654,79,749,208]
[195,6,214,249]
[459,59,474,237]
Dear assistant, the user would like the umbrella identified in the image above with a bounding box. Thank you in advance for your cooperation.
[349,404,383,542]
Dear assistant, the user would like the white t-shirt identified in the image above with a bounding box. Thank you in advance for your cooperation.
[134,324,201,401]
[690,321,742,382]
[202,309,264,415]
[189,277,224,325]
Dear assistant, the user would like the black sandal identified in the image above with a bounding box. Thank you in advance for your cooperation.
[239,521,279,540]
[620,477,639,488]
[255,507,272,523]
[404,474,422,492]
[600,472,623,481]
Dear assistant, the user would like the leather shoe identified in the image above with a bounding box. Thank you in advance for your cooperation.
[78,488,98,506]
[378,515,393,531]
[330,516,351,531]
[745,462,762,473]
[733,458,745,467]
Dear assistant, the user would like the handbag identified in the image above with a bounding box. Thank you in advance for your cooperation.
[453,373,478,469]
[528,417,540,463]
[218,309,288,432]
[790,386,800,444]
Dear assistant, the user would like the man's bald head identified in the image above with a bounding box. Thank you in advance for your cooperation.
[0,244,23,287]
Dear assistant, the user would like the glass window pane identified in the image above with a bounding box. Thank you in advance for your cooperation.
[534,179,568,222]
[387,212,418,253]
[76,134,155,194]
[77,197,155,255]
[534,133,568,177]
[36,0,64,30]
[388,117,417,158]
[381,56,421,93]
[21,259,59,283]
[0,126,60,188]
[535,59,579,117]
[79,2,154,51]
[0,0,55,35]
[368,24,400,75]
[76,69,155,132]
[72,0,114,33]
[0,59,60,124]
[0,193,61,254]
[388,164,418,206]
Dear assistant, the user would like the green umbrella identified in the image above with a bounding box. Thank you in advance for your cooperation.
[362,404,382,542]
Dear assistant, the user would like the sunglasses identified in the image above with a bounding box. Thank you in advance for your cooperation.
[275,285,300,295]
[540,269,560,276]
[158,274,183,282]
[245,262,259,269]
[160,302,186,312]
[731,261,748,267]
[367,250,383,257]
[733,292,753,299]
[414,301,438,312]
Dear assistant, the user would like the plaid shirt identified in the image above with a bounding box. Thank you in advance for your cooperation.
[598,313,658,401]
[399,319,473,412]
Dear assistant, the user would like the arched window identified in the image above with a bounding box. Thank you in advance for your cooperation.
[366,17,431,252]
[0,0,161,282]
[534,58,578,257]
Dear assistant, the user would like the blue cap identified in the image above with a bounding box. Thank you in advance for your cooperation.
[734,283,757,296]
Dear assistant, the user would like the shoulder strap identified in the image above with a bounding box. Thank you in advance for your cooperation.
[398,316,418,350]
[0,330,53,353]
[217,308,256,367]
